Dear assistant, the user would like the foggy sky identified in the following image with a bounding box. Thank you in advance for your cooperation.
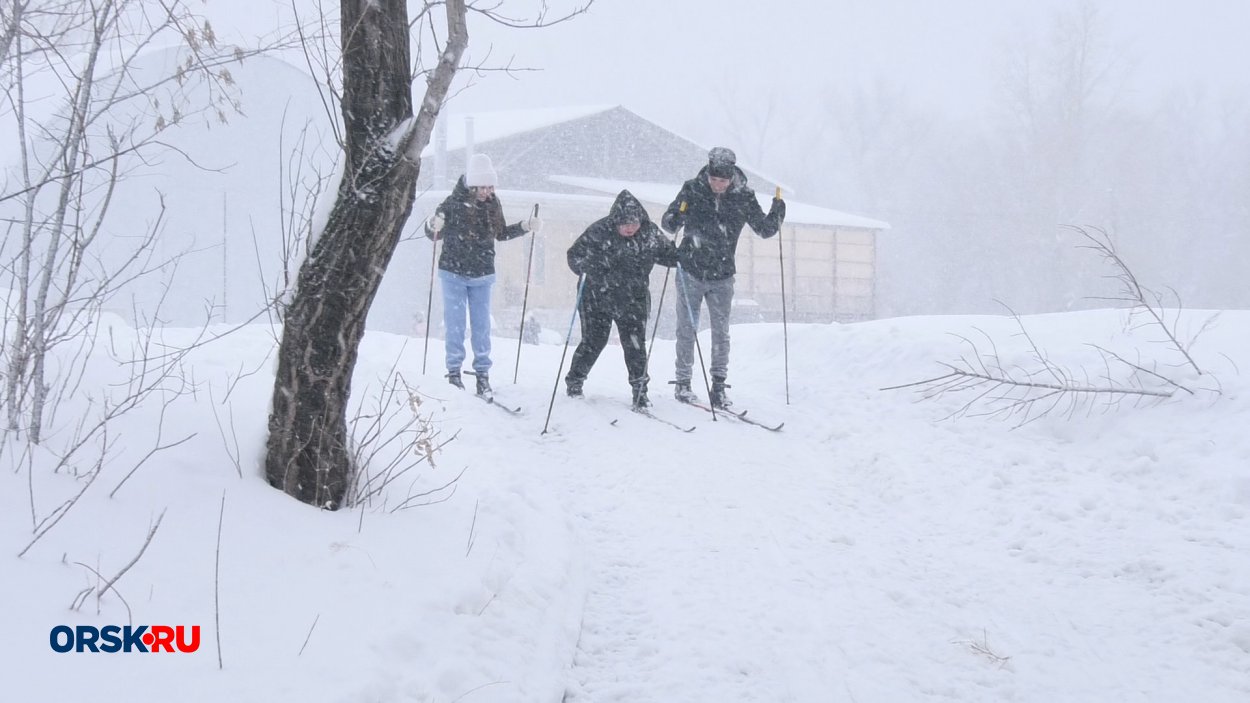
[456,0,1250,158]
[202,0,1250,179]
[195,0,1250,313]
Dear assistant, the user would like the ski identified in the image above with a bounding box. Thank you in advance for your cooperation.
[459,371,521,414]
[681,401,784,432]
[474,393,522,414]
[726,409,784,432]
[630,405,696,433]
[572,397,700,430]
[569,396,620,428]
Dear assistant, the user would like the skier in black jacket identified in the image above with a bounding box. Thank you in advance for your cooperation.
[566,190,678,409]
[661,147,785,408]
[425,154,540,398]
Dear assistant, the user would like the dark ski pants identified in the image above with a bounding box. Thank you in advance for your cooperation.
[567,305,649,387]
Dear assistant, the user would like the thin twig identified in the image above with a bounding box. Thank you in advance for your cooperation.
[215,491,225,670]
[952,629,1012,669]
[450,680,510,703]
[71,561,134,625]
[1066,225,1205,375]
[19,463,102,558]
[109,431,198,498]
[298,614,320,657]
[1088,344,1194,395]
[390,466,468,513]
[97,509,166,599]
[466,498,479,557]
[208,384,244,479]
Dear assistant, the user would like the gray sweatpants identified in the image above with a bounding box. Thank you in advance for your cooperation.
[674,271,734,382]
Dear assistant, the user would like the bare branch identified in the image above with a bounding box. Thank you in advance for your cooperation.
[883,334,1174,428]
[18,458,101,558]
[214,491,225,669]
[389,465,467,513]
[397,0,470,163]
[466,498,479,557]
[1064,225,1205,375]
[885,225,1222,424]
[297,614,320,657]
[71,560,134,625]
[467,0,595,29]
[1088,344,1194,396]
[97,509,166,598]
[208,386,244,479]
[952,629,1012,669]
[347,373,458,508]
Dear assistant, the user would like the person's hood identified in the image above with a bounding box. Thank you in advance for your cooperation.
[450,174,472,200]
[608,189,652,226]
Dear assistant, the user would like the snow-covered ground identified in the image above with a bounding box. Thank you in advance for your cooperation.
[3,309,1249,702]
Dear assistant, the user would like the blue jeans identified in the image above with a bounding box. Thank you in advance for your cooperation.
[440,270,495,376]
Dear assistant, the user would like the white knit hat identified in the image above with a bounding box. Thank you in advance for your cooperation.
[465,153,498,187]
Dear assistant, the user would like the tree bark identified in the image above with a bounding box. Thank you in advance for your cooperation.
[265,0,467,508]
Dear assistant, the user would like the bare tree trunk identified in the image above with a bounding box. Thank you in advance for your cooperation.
[264,0,467,509]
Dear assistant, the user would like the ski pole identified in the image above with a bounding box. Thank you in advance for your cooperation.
[645,265,670,369]
[646,202,684,368]
[421,215,440,375]
[676,263,716,421]
[542,275,586,435]
[513,203,539,384]
[776,186,790,405]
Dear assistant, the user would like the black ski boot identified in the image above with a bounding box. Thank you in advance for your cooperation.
[671,380,698,404]
[631,377,650,410]
[475,373,492,398]
[447,371,464,390]
[710,376,732,409]
[566,375,584,399]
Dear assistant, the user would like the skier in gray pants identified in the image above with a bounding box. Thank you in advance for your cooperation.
[661,147,785,408]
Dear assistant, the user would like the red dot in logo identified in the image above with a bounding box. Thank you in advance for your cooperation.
[142,632,155,646]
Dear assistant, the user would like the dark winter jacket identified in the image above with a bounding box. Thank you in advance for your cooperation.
[567,190,678,319]
[425,176,527,278]
[660,165,785,281]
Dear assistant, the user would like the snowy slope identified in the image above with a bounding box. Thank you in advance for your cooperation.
[3,309,1249,702]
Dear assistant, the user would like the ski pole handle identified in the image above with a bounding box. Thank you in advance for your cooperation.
[525,203,541,234]
[679,201,687,213]
[775,186,782,199]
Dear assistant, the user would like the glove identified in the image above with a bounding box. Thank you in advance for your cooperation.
[525,215,543,233]
[770,197,786,221]
[428,212,445,233]
[662,207,685,233]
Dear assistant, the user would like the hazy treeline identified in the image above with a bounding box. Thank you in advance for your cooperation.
[723,6,1249,316]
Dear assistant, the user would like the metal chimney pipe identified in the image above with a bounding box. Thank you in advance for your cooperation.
[464,115,475,176]
[434,118,448,188]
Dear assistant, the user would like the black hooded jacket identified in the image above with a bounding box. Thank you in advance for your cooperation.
[567,190,678,318]
[424,176,527,278]
[660,165,785,281]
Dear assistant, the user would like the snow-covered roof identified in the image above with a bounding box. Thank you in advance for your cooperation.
[421,104,795,193]
[420,105,616,157]
[547,175,891,231]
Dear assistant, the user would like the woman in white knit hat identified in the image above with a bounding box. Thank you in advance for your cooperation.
[425,153,542,398]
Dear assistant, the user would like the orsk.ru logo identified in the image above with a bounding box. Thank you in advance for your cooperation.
[49,625,201,653]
